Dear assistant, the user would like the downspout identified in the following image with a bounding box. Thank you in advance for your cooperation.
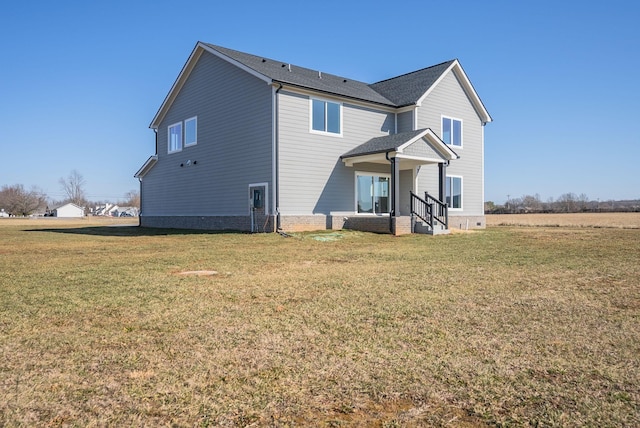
[274,83,283,231]
[137,177,142,227]
[154,128,158,155]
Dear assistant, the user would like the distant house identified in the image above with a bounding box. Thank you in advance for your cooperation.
[93,203,119,217]
[0,209,9,218]
[136,42,492,234]
[53,203,84,218]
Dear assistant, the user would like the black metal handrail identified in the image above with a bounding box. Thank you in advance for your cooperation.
[425,192,448,228]
[410,192,433,229]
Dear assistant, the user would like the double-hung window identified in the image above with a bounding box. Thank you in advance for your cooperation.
[445,176,462,210]
[168,116,197,153]
[168,122,182,153]
[311,98,341,135]
[442,116,462,147]
[356,172,390,214]
[185,117,197,147]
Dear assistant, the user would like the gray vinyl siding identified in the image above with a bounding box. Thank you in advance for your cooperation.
[141,51,273,216]
[415,70,484,216]
[278,91,394,215]
[397,111,414,132]
[402,139,444,159]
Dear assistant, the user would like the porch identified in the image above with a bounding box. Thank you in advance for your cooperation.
[340,128,458,235]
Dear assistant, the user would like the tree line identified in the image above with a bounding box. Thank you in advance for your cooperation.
[486,193,640,214]
[0,170,139,217]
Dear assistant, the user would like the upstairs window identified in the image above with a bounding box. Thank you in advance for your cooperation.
[168,122,182,153]
[446,176,462,209]
[185,116,197,147]
[311,98,341,135]
[168,117,198,153]
[442,116,462,147]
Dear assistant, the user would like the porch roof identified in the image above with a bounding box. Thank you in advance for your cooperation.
[340,128,459,167]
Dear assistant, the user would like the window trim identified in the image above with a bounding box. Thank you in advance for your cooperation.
[184,116,197,147]
[441,115,463,148]
[354,171,391,215]
[446,175,463,211]
[309,97,343,137]
[168,122,183,154]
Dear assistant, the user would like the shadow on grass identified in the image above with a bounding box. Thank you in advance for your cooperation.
[25,226,250,237]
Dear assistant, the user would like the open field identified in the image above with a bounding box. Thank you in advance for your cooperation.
[1,217,639,426]
[487,212,640,228]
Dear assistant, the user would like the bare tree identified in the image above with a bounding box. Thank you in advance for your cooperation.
[59,170,87,207]
[577,193,590,212]
[557,192,578,212]
[123,190,140,209]
[521,194,542,212]
[0,184,47,216]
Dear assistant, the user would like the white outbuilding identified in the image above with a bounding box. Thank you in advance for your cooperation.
[53,203,85,218]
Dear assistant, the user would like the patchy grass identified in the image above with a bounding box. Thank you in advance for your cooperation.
[0,218,639,426]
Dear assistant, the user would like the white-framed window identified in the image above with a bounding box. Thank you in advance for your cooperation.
[311,98,342,135]
[442,116,462,147]
[185,116,197,147]
[168,122,182,153]
[356,172,390,214]
[446,175,462,210]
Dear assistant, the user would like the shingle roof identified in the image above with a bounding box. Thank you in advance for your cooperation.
[205,44,396,106]
[341,129,430,158]
[369,60,456,107]
[151,42,490,129]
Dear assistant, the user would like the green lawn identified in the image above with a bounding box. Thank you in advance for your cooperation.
[1,219,638,426]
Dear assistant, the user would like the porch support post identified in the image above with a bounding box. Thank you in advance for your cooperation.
[392,157,400,218]
[438,162,447,203]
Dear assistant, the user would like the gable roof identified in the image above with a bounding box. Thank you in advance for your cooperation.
[341,128,459,167]
[151,42,492,129]
[369,61,455,107]
[53,202,84,211]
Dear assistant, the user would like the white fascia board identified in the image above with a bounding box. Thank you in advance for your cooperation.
[134,155,158,178]
[395,128,457,160]
[396,104,417,114]
[416,60,492,124]
[415,61,456,107]
[201,43,272,85]
[420,130,459,160]
[396,129,431,152]
[150,44,204,129]
[150,42,273,129]
[342,152,397,167]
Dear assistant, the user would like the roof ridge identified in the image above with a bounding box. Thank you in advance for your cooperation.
[204,43,365,84]
[370,59,456,85]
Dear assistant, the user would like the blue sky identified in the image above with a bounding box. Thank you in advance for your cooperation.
[1,0,638,204]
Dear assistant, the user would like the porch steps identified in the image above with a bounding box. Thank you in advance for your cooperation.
[413,219,450,235]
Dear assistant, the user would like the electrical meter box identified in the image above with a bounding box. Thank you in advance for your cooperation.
[252,188,263,209]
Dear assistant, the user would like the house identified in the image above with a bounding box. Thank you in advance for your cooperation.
[135,42,491,234]
[93,203,120,217]
[53,203,84,218]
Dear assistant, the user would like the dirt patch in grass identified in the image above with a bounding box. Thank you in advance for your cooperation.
[1,220,638,426]
[177,270,219,276]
